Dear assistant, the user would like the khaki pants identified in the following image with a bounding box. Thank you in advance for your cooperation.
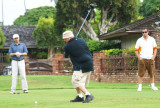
[11,60,28,91]
[138,59,155,77]
[72,70,91,88]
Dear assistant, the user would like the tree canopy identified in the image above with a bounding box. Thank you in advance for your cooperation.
[140,0,160,17]
[13,6,56,26]
[0,27,6,48]
[55,0,140,40]
[32,17,58,48]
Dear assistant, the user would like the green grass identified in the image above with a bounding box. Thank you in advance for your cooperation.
[0,75,160,108]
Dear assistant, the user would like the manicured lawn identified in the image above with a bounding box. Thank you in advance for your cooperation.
[0,75,160,108]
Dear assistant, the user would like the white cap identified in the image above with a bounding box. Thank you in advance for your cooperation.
[62,30,74,39]
[13,34,19,39]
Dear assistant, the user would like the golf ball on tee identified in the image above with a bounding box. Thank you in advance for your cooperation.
[35,101,38,104]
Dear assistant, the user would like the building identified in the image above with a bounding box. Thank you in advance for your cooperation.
[1,26,36,52]
[0,26,63,61]
[98,14,160,49]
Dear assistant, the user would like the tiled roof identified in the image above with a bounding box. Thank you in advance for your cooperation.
[98,13,160,40]
[2,26,36,48]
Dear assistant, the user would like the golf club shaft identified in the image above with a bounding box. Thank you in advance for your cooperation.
[75,9,91,37]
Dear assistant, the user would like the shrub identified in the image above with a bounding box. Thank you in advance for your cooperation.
[87,40,121,53]
[55,52,62,54]
[122,45,135,56]
[87,40,102,53]
[0,27,6,48]
[104,45,136,56]
[105,49,122,56]
[5,53,11,63]
[36,51,47,59]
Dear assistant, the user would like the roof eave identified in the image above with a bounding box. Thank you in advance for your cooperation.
[99,32,128,40]
[99,30,158,40]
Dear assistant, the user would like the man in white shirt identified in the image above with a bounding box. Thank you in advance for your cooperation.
[135,28,158,91]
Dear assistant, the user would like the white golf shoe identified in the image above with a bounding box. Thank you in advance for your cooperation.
[152,86,158,91]
[10,90,16,94]
[137,87,142,92]
[23,90,29,93]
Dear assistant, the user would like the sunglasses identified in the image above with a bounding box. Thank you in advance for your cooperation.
[142,32,148,34]
[13,38,19,39]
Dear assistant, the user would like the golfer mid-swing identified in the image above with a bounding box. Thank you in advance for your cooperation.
[9,34,28,94]
[63,30,94,103]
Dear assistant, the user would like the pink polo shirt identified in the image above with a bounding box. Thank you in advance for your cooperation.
[135,36,157,59]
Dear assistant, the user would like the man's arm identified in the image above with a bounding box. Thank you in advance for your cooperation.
[17,53,27,58]
[8,45,15,57]
[23,43,28,56]
[64,45,69,58]
[152,48,157,60]
[9,53,16,56]
[20,53,27,56]
[152,38,157,60]
[64,50,69,58]
[9,52,27,58]
[135,51,142,60]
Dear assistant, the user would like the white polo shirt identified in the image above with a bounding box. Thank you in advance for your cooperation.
[135,36,157,59]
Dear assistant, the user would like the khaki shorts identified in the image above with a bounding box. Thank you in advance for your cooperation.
[138,59,155,77]
[72,70,91,88]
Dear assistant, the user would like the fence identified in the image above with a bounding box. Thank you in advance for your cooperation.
[2,51,160,83]
[92,51,160,83]
[101,55,138,72]
[0,64,5,75]
[101,55,160,72]
[26,59,52,75]
[52,54,73,76]
[58,58,73,73]
[0,53,11,75]
[25,54,73,76]
[0,53,8,63]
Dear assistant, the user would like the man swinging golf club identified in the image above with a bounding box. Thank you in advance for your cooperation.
[9,34,28,94]
[63,30,94,103]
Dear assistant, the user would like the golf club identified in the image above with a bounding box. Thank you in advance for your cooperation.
[75,3,97,37]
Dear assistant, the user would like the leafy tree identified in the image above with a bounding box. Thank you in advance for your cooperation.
[32,17,61,58]
[0,27,6,48]
[33,17,58,47]
[13,6,56,26]
[55,0,140,40]
[140,0,160,17]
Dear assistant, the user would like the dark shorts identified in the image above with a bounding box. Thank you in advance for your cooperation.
[138,59,155,77]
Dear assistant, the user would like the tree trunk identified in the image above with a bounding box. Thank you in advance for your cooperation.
[99,7,118,35]
[74,7,118,40]
[80,17,99,40]
[48,47,54,60]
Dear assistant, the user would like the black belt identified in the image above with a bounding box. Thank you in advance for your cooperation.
[12,59,24,61]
